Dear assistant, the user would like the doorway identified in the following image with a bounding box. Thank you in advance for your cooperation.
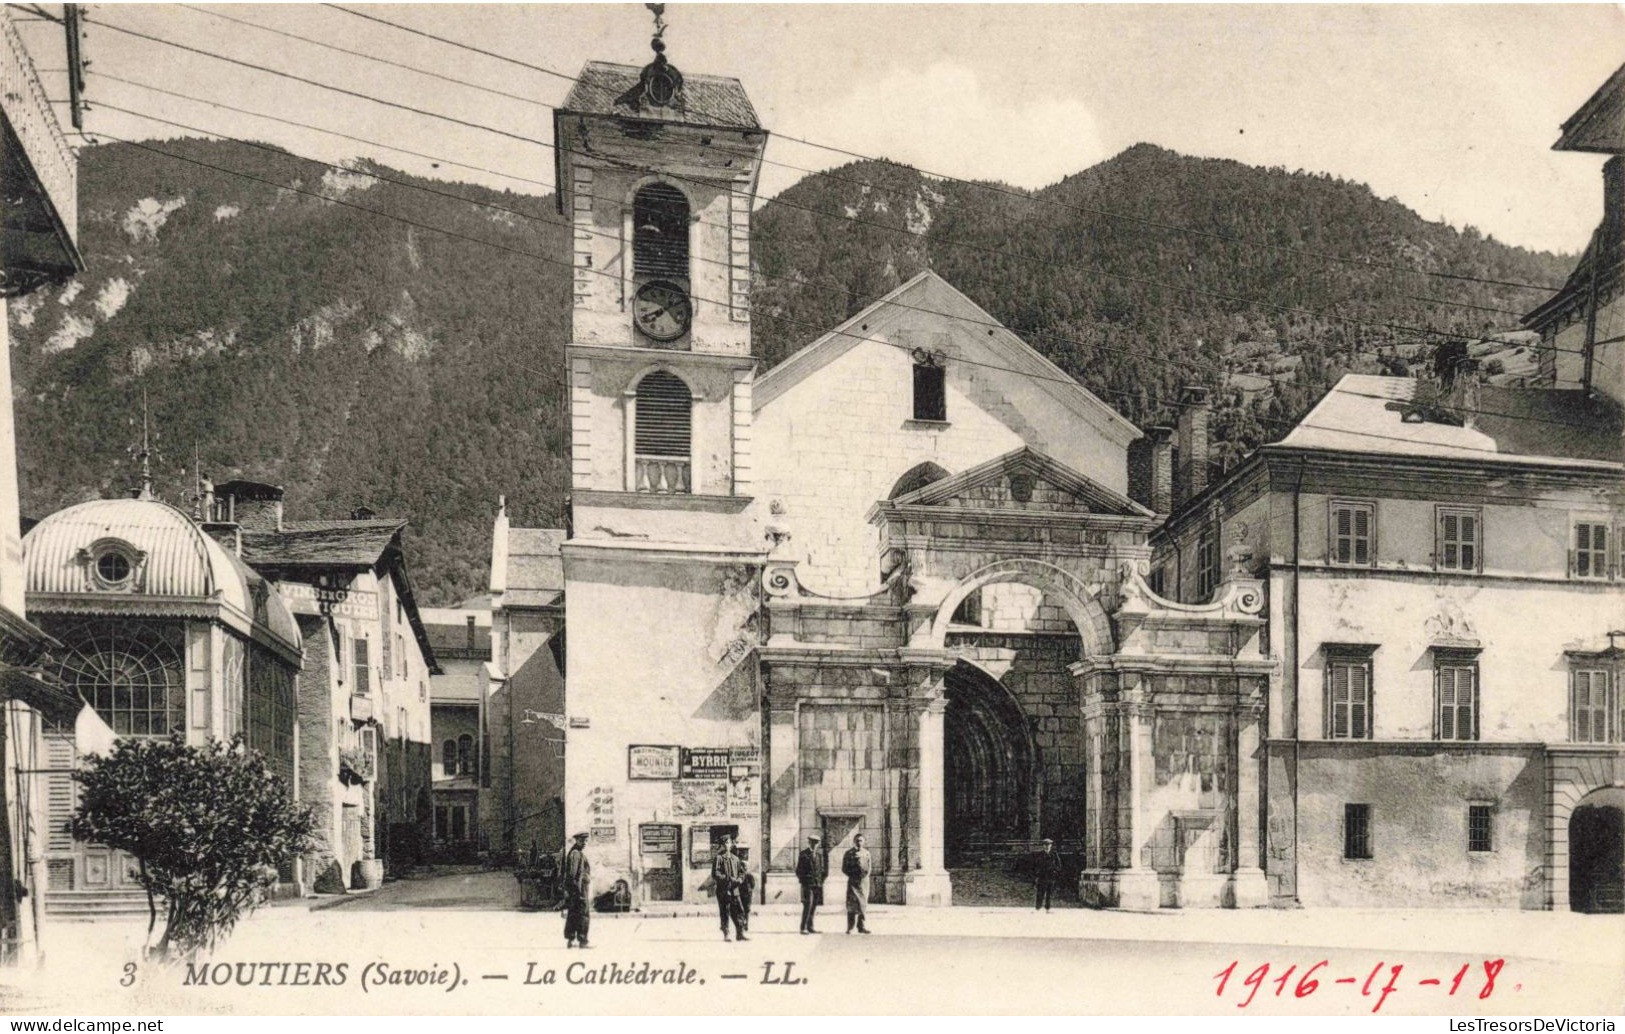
[1569,792,1624,914]
[943,663,1038,868]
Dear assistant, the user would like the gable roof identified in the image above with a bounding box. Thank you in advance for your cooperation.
[881,445,1154,518]
[754,270,1140,446]
[241,519,407,569]
[560,61,760,130]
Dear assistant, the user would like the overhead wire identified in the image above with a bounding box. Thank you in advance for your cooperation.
[89,7,1571,345]
[321,2,1567,296]
[68,127,1613,444]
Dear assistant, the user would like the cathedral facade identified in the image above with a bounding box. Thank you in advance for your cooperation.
[545,44,1269,910]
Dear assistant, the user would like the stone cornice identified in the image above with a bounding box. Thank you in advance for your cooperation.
[1072,655,1277,677]
[573,490,754,514]
[561,540,768,566]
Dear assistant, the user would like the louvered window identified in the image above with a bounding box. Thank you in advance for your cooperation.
[912,358,946,421]
[1437,507,1480,572]
[634,370,693,494]
[1325,649,1374,740]
[1572,521,1612,580]
[353,637,371,697]
[1329,501,1375,566]
[1570,668,1614,743]
[633,183,690,280]
[1434,655,1479,741]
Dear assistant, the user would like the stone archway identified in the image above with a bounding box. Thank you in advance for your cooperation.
[943,661,1039,868]
[1569,787,1625,914]
[922,557,1113,657]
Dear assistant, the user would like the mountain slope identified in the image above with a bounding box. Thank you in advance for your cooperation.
[7,139,1572,603]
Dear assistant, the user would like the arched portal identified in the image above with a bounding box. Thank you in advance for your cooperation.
[943,661,1038,867]
[1569,787,1625,914]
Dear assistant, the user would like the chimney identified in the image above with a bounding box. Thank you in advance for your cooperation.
[1603,157,1623,261]
[351,505,377,521]
[199,479,243,556]
[212,480,284,534]
[466,615,477,652]
[1449,357,1481,429]
[1176,386,1211,504]
[1148,426,1174,514]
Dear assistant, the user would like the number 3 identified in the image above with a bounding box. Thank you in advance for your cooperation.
[120,962,137,987]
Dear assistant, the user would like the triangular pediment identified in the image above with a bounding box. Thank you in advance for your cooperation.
[888,447,1153,517]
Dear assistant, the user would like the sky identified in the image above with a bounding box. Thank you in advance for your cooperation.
[12,3,1623,256]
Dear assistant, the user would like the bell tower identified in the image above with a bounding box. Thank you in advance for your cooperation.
[556,9,767,502]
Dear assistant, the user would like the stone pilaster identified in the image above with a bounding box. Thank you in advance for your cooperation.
[1232,688,1269,907]
[902,694,951,905]
[762,697,802,905]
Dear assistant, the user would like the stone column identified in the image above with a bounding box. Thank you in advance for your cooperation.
[1232,697,1268,907]
[903,695,952,905]
[762,697,802,905]
[1115,693,1160,909]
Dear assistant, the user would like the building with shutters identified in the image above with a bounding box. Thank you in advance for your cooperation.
[20,496,303,916]
[1,4,85,959]
[421,599,494,860]
[216,481,439,894]
[1152,370,1625,912]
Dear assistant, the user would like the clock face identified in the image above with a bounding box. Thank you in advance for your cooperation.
[634,280,693,343]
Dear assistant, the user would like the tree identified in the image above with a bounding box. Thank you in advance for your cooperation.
[71,734,315,959]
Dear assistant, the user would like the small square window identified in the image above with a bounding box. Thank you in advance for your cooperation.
[1468,805,1493,853]
[1344,803,1372,860]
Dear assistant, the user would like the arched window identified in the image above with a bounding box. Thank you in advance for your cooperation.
[890,462,950,500]
[457,734,475,778]
[634,370,693,494]
[54,622,185,737]
[633,182,689,280]
[442,739,458,775]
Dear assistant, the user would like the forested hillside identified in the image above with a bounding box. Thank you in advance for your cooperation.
[7,139,1571,603]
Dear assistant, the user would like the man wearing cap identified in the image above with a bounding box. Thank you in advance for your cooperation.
[563,832,592,948]
[711,834,749,942]
[795,833,828,934]
[1032,837,1063,912]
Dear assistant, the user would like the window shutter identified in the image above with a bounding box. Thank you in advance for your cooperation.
[1354,507,1370,565]
[635,371,693,458]
[1351,662,1369,738]
[1330,662,1349,738]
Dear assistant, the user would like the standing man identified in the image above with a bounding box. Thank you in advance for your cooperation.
[841,833,872,935]
[563,831,592,949]
[711,834,749,942]
[795,833,827,934]
[1032,837,1062,912]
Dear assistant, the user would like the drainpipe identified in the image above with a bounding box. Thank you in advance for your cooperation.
[1290,457,1305,906]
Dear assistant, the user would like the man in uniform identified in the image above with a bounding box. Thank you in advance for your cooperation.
[563,831,592,948]
[1032,837,1063,912]
[841,832,872,934]
[795,833,827,934]
[711,834,749,942]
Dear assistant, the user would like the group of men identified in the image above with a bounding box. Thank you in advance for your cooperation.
[558,830,1064,947]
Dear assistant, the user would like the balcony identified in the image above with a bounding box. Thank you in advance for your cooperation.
[635,455,691,494]
[1,9,81,293]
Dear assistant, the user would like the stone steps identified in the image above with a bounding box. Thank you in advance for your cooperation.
[43,890,154,920]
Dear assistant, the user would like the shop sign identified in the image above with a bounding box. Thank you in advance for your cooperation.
[628,745,680,780]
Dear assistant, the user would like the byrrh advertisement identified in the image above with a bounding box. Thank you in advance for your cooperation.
[0,2,1621,1026]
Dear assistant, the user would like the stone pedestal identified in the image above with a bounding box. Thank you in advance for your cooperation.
[1231,866,1269,908]
[1079,867,1160,910]
[902,869,953,906]
[762,871,804,907]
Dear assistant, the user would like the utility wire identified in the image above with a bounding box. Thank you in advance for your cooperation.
[74,129,1612,441]
[87,12,1571,354]
[323,2,1568,295]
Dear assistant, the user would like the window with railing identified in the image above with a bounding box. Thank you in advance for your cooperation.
[634,370,692,493]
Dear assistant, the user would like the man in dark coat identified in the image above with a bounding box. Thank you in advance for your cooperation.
[795,834,828,934]
[711,834,749,942]
[1032,837,1063,912]
[563,831,592,948]
[841,833,872,934]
